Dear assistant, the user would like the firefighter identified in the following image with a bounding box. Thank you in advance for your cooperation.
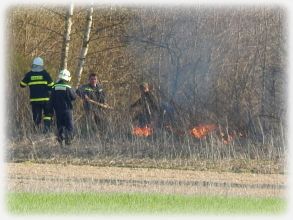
[20,57,54,133]
[76,73,107,134]
[130,82,160,128]
[50,69,77,145]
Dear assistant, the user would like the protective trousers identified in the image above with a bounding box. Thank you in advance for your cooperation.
[55,110,74,145]
[85,110,108,135]
[31,101,53,133]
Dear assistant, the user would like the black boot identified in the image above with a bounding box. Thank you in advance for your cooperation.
[43,120,51,134]
[57,128,65,147]
[64,130,74,146]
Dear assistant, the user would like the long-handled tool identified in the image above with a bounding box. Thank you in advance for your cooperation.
[85,95,113,110]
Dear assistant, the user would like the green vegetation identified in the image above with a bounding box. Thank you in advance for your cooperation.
[7,192,286,215]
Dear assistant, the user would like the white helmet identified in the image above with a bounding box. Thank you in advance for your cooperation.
[58,69,71,81]
[32,57,44,66]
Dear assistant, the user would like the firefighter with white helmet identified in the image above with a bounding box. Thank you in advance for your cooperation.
[58,69,71,81]
[50,69,76,145]
[20,57,54,133]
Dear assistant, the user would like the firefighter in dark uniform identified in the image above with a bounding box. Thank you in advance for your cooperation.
[20,57,54,133]
[130,82,160,128]
[76,73,107,134]
[50,69,77,145]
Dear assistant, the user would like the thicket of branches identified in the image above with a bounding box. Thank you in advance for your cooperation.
[7,5,287,161]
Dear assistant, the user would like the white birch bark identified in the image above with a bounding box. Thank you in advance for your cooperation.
[75,6,93,87]
[60,3,74,71]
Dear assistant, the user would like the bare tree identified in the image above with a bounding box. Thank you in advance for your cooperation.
[60,3,74,71]
[75,5,93,87]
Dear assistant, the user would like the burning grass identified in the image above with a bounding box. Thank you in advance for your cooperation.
[190,124,217,139]
[131,122,248,146]
[132,125,153,137]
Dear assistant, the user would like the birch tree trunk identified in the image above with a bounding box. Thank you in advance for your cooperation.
[60,3,74,71]
[75,6,93,87]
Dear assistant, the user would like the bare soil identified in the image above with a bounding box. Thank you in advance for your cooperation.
[7,162,286,197]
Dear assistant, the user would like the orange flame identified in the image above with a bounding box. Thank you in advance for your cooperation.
[132,125,153,137]
[220,131,236,144]
[190,124,217,139]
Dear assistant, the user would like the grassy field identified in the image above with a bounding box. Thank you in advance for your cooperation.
[7,192,286,215]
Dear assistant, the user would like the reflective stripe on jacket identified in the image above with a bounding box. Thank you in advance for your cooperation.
[50,81,77,112]
[20,70,54,102]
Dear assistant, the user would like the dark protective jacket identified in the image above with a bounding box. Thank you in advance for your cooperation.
[20,70,54,102]
[50,80,77,113]
[76,83,106,111]
[130,91,160,124]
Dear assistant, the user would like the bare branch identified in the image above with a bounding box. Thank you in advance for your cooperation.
[25,21,63,36]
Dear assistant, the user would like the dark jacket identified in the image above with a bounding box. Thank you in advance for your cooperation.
[20,70,54,102]
[131,91,159,120]
[50,80,76,113]
[76,83,105,111]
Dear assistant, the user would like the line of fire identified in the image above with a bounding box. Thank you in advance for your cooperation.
[130,83,246,145]
[132,123,243,144]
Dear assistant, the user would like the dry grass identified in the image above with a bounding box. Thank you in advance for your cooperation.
[7,130,285,174]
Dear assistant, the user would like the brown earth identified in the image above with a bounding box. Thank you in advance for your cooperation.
[6,162,286,198]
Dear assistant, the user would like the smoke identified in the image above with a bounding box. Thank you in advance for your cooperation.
[125,5,286,133]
